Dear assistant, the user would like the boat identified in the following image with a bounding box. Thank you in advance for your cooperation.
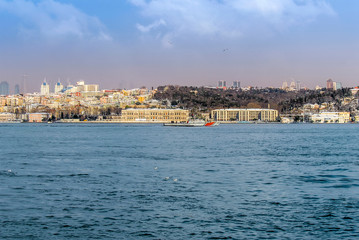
[163,119,205,127]
[205,121,220,127]
[164,120,220,127]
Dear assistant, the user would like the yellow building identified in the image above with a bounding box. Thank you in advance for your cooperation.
[121,108,189,122]
[211,108,278,122]
[6,97,23,107]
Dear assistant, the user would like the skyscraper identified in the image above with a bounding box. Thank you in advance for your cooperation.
[14,84,20,95]
[290,81,296,90]
[54,81,63,93]
[218,80,226,88]
[327,79,333,90]
[333,81,342,90]
[233,81,240,88]
[41,80,50,95]
[0,81,9,95]
[282,81,288,90]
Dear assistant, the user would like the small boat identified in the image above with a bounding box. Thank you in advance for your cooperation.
[204,121,220,127]
[163,119,205,127]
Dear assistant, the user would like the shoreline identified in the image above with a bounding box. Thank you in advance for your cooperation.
[0,121,356,124]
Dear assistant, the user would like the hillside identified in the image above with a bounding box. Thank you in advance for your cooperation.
[154,86,354,113]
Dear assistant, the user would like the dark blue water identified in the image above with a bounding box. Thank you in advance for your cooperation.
[1,123,359,239]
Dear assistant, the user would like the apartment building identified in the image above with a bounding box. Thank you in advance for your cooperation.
[211,108,278,122]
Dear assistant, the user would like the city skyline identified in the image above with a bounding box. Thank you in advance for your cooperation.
[0,76,351,95]
[1,0,359,92]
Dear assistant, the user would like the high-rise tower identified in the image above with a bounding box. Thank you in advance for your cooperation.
[233,81,240,88]
[14,84,20,95]
[54,80,63,93]
[41,80,50,95]
[218,80,227,88]
[0,81,9,95]
[326,79,333,90]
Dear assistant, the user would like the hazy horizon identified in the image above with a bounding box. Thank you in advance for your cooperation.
[1,0,359,93]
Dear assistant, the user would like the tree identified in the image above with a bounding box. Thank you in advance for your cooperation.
[293,116,301,122]
[247,102,261,108]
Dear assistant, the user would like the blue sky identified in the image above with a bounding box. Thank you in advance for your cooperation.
[0,0,358,92]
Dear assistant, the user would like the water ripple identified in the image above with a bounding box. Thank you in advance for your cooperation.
[1,124,359,239]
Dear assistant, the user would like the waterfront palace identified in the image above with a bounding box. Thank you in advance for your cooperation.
[211,108,278,122]
[120,108,189,122]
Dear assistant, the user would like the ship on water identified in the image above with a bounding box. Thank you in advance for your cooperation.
[163,119,219,127]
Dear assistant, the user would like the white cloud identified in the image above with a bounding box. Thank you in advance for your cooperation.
[129,0,334,45]
[137,19,166,33]
[0,0,111,41]
[227,0,335,25]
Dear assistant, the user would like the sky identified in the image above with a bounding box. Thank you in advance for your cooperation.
[0,0,359,93]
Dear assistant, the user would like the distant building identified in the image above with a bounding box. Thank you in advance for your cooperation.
[311,112,350,123]
[232,81,240,88]
[0,113,16,122]
[326,79,334,90]
[69,81,99,93]
[282,80,300,91]
[28,113,50,123]
[315,85,322,90]
[84,84,99,92]
[6,97,23,107]
[282,81,288,90]
[14,84,20,95]
[121,108,189,123]
[218,80,226,88]
[211,108,278,122]
[0,81,9,95]
[77,81,85,86]
[40,80,50,95]
[327,79,342,91]
[333,81,342,90]
[54,81,63,93]
[351,87,359,95]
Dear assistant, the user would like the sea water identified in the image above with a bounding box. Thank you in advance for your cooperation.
[1,123,359,239]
